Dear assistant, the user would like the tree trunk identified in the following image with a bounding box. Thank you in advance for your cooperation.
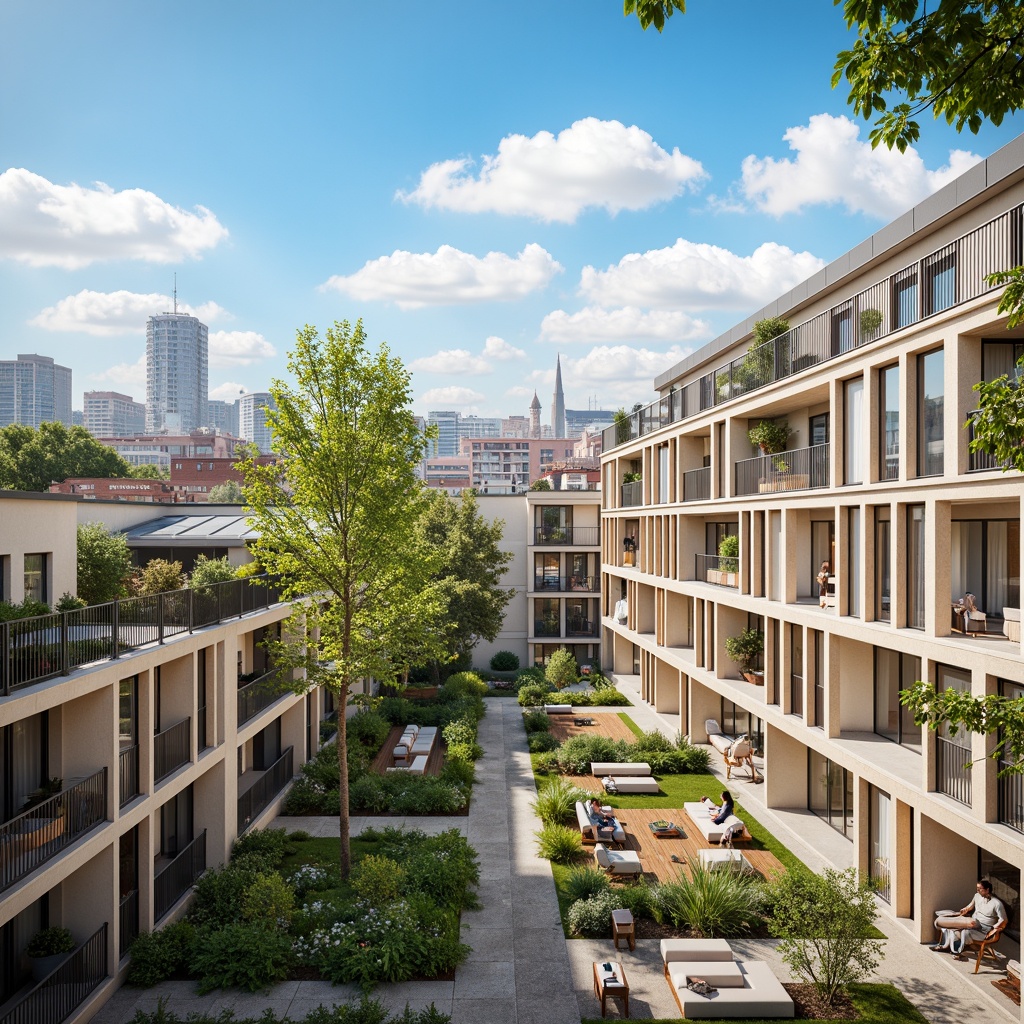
[336,680,351,880]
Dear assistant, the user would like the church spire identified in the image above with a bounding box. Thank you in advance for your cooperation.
[551,353,565,437]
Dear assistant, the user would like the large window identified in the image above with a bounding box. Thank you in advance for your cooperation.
[720,699,764,757]
[950,519,1020,617]
[907,505,926,629]
[869,786,892,903]
[790,624,804,717]
[159,784,193,859]
[22,553,46,604]
[879,364,899,480]
[832,304,853,355]
[812,629,825,728]
[535,552,560,590]
[924,251,956,314]
[874,507,891,622]
[848,507,861,617]
[0,712,48,824]
[809,750,854,839]
[534,598,560,637]
[845,377,864,484]
[658,445,669,503]
[917,349,944,477]
[893,268,918,329]
[874,648,921,749]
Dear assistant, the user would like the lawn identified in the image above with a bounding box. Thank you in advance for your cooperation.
[581,982,928,1024]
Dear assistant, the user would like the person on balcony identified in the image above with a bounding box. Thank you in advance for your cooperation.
[816,561,831,608]
[932,879,1007,956]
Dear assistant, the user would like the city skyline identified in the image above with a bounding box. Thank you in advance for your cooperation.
[3,3,1023,420]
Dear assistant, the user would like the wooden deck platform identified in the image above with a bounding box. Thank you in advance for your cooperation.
[586,807,785,885]
[370,725,445,777]
[546,714,637,744]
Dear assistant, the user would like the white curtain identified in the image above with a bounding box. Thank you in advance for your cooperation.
[988,521,1008,612]
[849,508,861,617]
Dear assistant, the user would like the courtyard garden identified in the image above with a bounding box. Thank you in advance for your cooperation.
[127,825,479,995]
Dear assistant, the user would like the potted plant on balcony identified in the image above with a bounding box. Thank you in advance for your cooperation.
[716,534,739,587]
[859,307,883,342]
[748,419,790,455]
[26,926,75,981]
[725,627,764,685]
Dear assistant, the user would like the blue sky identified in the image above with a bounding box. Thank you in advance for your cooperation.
[2,1,1020,420]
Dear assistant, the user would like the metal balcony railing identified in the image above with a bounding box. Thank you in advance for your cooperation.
[936,735,972,805]
[238,668,285,726]
[237,746,294,833]
[0,769,107,893]
[735,443,830,496]
[119,744,139,807]
[620,480,643,507]
[683,467,711,502]
[602,202,1024,454]
[565,619,599,638]
[1,575,284,695]
[533,620,562,638]
[154,717,191,783]
[532,526,600,546]
[154,829,207,921]
[119,889,138,960]
[0,922,108,1024]
[998,760,1024,833]
[695,553,739,588]
[532,575,598,592]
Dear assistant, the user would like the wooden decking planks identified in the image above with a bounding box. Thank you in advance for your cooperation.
[546,714,638,744]
[370,725,445,777]
[588,806,785,885]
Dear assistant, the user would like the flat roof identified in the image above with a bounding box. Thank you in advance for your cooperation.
[121,513,257,547]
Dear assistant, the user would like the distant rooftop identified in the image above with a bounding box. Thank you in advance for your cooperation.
[122,513,257,547]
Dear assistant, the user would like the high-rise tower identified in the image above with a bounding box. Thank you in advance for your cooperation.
[146,311,208,433]
[0,353,72,428]
[551,354,566,437]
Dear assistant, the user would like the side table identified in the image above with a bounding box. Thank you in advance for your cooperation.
[593,960,629,1018]
[611,908,635,951]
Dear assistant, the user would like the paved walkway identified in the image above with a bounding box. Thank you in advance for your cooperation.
[92,691,1017,1023]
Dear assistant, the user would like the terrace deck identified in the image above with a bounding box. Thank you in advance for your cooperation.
[370,725,445,777]
[545,713,638,744]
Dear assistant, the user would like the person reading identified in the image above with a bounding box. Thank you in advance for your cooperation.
[932,879,1007,956]
[700,790,735,825]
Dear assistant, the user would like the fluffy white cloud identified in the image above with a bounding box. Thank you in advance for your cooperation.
[209,330,276,368]
[540,305,712,344]
[30,289,229,336]
[410,335,525,376]
[0,168,228,269]
[505,385,536,400]
[209,381,248,402]
[90,354,147,394]
[580,240,824,311]
[323,243,561,309]
[418,385,486,409]
[483,336,525,361]
[397,118,705,223]
[741,114,983,219]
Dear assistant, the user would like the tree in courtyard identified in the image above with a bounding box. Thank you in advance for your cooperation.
[414,489,513,683]
[134,558,185,596]
[240,320,447,878]
[763,868,881,1007]
[546,647,578,691]
[0,422,131,492]
[189,554,238,588]
[208,479,245,503]
[76,522,133,604]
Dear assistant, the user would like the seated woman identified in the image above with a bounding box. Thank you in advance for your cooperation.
[589,797,617,841]
[701,790,735,825]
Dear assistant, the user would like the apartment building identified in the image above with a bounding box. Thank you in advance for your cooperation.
[83,392,146,438]
[600,135,1024,945]
[0,493,325,1023]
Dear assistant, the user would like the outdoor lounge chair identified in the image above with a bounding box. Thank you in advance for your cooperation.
[961,930,1005,974]
[594,842,642,876]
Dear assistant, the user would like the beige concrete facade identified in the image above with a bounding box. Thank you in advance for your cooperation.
[0,494,325,1022]
[601,137,1024,947]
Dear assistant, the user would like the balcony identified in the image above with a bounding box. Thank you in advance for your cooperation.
[998,760,1024,833]
[936,735,972,806]
[602,200,1022,453]
[1,575,284,696]
[238,668,286,726]
[533,619,562,638]
[154,717,191,783]
[620,480,643,507]
[119,889,138,960]
[154,829,207,921]
[532,575,598,592]
[696,553,739,588]
[118,744,139,807]
[237,746,294,833]
[735,443,829,496]
[0,922,107,1024]
[0,769,107,893]
[683,466,711,502]
[532,526,599,546]
[565,618,599,638]
[967,417,1015,473]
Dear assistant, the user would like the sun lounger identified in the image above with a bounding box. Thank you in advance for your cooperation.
[594,843,642,876]
[683,802,749,843]
[591,762,651,776]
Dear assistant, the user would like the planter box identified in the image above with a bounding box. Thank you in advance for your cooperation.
[758,474,809,493]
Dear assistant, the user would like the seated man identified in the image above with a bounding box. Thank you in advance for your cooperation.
[932,879,1007,956]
